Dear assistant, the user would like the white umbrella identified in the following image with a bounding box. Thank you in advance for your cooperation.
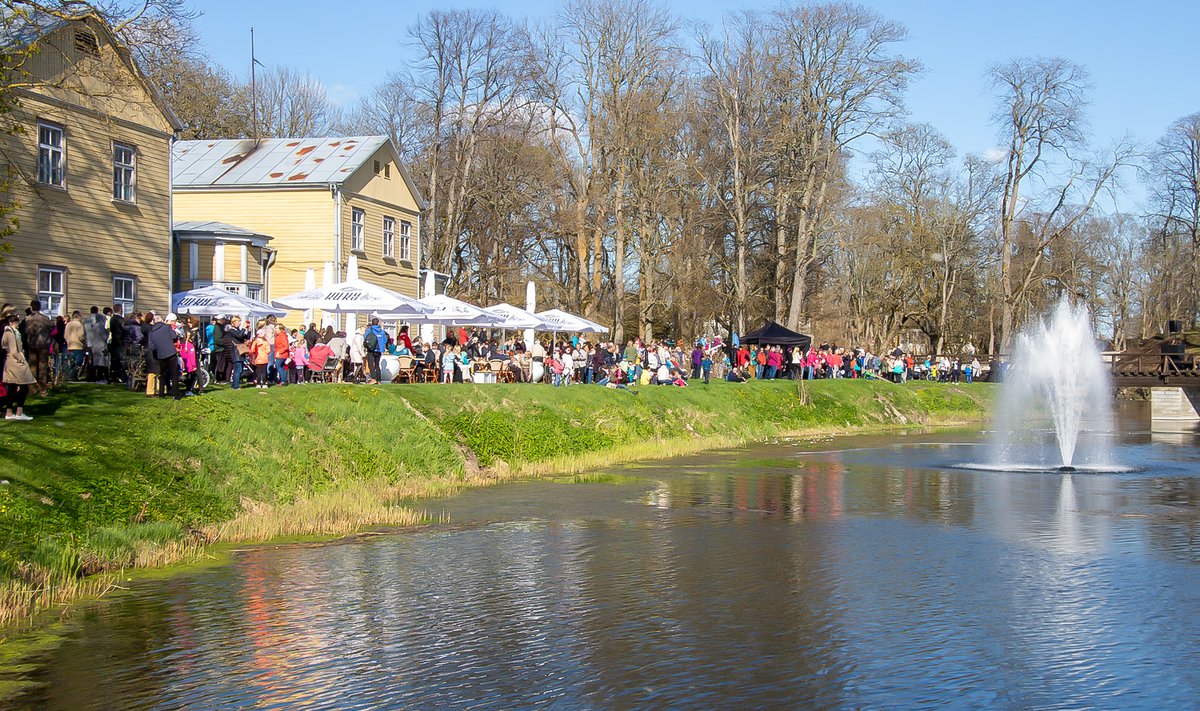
[575,314,609,333]
[272,278,431,316]
[535,309,607,333]
[483,303,544,330]
[377,293,504,327]
[173,285,286,318]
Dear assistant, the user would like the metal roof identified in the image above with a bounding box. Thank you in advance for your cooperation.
[0,8,70,51]
[172,136,391,188]
[172,221,273,241]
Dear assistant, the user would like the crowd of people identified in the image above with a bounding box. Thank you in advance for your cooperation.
[2,297,987,421]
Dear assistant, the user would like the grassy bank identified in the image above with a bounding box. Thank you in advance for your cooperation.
[1,378,993,628]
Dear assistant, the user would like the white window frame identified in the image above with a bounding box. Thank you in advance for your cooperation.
[113,274,135,313]
[38,267,65,316]
[112,142,135,202]
[400,220,412,261]
[382,216,395,259]
[351,207,365,252]
[247,285,263,302]
[37,121,65,187]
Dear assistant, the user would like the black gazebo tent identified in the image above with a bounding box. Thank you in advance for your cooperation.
[740,320,812,349]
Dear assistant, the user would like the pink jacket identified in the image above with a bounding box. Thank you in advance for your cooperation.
[179,341,197,373]
[291,342,309,368]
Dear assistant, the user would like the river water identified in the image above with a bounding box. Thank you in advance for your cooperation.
[12,403,1200,709]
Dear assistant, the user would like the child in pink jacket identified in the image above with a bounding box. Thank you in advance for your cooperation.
[179,330,198,395]
[290,329,309,384]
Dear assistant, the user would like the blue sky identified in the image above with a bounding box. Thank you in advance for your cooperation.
[193,0,1199,210]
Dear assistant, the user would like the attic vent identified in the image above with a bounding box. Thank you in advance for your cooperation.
[384,163,391,179]
[373,160,381,175]
[75,30,99,57]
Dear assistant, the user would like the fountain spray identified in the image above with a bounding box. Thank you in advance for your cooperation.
[991,299,1116,471]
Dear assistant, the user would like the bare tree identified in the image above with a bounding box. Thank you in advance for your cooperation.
[1145,112,1200,325]
[406,9,531,280]
[335,74,426,159]
[770,2,918,331]
[989,56,1133,352]
[255,64,339,137]
[530,0,679,324]
[142,52,251,139]
[869,124,998,352]
[696,11,770,333]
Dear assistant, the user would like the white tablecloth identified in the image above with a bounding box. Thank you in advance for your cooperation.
[380,355,399,382]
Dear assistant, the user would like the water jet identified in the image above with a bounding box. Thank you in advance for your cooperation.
[987,299,1117,472]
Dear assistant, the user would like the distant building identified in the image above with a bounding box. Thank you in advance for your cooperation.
[172,221,275,300]
[171,136,425,323]
[0,12,181,315]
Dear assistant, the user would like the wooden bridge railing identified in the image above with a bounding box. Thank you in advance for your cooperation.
[1100,352,1200,379]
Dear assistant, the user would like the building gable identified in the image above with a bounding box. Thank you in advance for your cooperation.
[340,141,425,214]
[9,14,180,136]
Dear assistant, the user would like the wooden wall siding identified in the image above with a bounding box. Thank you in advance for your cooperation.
[177,241,266,293]
[224,243,244,282]
[341,145,421,215]
[19,21,174,136]
[193,243,216,282]
[342,194,419,299]
[339,144,420,300]
[0,24,173,315]
[173,189,332,321]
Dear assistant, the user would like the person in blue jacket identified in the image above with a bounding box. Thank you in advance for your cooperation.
[363,318,388,384]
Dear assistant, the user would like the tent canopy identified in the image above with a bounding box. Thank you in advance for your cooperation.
[740,320,812,349]
[172,285,286,318]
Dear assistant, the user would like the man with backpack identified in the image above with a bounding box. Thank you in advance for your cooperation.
[363,318,387,384]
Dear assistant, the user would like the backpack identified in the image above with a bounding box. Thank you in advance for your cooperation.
[364,330,379,352]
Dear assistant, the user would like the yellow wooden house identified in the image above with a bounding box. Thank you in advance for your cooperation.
[171,136,424,324]
[0,12,181,316]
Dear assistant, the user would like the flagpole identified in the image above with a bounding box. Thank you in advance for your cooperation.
[250,27,259,143]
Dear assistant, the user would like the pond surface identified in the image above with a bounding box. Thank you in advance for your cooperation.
[12,403,1200,709]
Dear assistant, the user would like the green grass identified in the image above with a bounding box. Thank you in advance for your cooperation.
[0,378,993,628]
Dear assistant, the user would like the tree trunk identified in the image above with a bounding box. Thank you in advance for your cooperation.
[638,208,655,341]
[785,170,826,331]
[574,198,590,313]
[612,161,628,343]
[773,190,789,322]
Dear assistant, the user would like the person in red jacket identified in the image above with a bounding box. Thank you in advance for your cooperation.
[273,326,291,386]
[396,324,414,353]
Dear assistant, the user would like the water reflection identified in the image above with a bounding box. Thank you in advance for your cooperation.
[13,422,1200,709]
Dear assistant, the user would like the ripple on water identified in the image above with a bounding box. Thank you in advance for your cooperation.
[13,433,1200,709]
